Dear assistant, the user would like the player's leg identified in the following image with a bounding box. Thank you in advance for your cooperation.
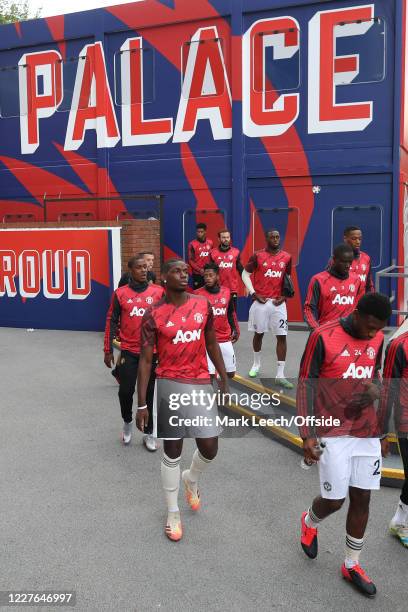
[220,341,236,380]
[183,437,219,512]
[181,382,221,512]
[341,487,376,596]
[271,302,293,389]
[248,301,269,377]
[162,438,184,541]
[143,356,159,452]
[340,441,382,596]
[389,438,408,546]
[301,496,345,559]
[301,437,349,558]
[118,351,138,444]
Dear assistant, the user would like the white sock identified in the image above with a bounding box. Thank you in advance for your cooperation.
[161,454,180,513]
[345,534,364,568]
[186,450,213,492]
[305,507,322,529]
[276,361,285,379]
[392,500,408,525]
[252,351,261,369]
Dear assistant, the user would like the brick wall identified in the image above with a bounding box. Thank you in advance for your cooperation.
[1,219,161,279]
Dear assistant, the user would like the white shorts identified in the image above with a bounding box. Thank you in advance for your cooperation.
[248,299,288,335]
[318,437,382,499]
[207,341,236,374]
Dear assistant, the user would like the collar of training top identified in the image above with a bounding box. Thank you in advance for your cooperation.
[328,267,349,281]
[128,279,149,293]
[205,285,220,294]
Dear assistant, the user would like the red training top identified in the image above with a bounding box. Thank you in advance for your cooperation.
[304,270,363,329]
[245,248,292,299]
[210,246,243,293]
[104,282,165,354]
[195,285,239,343]
[188,238,214,275]
[141,293,214,383]
[381,331,408,436]
[297,317,384,439]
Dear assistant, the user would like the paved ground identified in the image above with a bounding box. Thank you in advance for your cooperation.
[1,327,407,612]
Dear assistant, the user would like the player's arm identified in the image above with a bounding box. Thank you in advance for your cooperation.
[243,254,265,303]
[297,331,325,460]
[379,341,405,447]
[366,260,375,293]
[188,243,203,275]
[227,296,240,343]
[205,308,229,393]
[274,256,293,306]
[104,293,121,368]
[303,278,321,329]
[236,253,244,275]
[136,311,156,432]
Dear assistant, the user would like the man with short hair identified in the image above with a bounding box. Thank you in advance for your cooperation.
[242,229,293,388]
[137,259,228,541]
[104,255,164,450]
[210,229,243,310]
[305,244,363,329]
[141,251,157,284]
[328,227,374,293]
[118,251,157,287]
[188,223,213,290]
[195,262,239,380]
[298,293,392,597]
[344,226,375,293]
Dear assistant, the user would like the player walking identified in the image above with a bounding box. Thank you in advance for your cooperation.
[242,229,293,389]
[210,229,243,310]
[136,259,228,541]
[298,293,392,597]
[305,244,363,329]
[195,262,239,379]
[188,223,213,289]
[104,255,164,449]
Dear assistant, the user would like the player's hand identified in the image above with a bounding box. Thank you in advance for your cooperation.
[136,408,149,432]
[350,382,380,409]
[273,296,285,306]
[218,377,230,402]
[381,437,390,458]
[303,438,321,462]
[231,331,238,344]
[253,293,267,304]
[104,352,114,368]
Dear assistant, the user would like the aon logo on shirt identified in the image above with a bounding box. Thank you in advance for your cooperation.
[332,294,354,305]
[173,329,202,344]
[264,270,282,278]
[130,307,146,317]
[342,364,374,379]
[199,251,209,257]
[219,261,233,269]
[213,307,226,316]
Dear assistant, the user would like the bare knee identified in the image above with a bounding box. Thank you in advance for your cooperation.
[196,437,218,461]
[163,439,183,459]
